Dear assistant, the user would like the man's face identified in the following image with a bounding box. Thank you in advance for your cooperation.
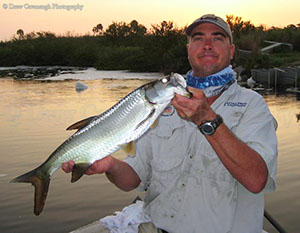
[187,23,235,77]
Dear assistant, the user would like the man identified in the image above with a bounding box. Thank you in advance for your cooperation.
[63,14,278,233]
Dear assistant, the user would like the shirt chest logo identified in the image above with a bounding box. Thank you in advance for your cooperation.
[224,102,247,107]
[162,105,175,117]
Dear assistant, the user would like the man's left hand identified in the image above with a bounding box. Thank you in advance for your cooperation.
[172,87,216,125]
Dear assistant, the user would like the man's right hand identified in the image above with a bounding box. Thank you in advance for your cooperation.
[61,155,115,176]
[61,155,141,191]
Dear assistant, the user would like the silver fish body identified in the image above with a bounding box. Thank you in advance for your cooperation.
[11,73,189,215]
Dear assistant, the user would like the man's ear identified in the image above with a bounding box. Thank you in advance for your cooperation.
[230,44,235,60]
[186,43,190,60]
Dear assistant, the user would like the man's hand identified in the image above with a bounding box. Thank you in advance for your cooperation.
[62,155,141,191]
[62,155,114,176]
[172,87,216,125]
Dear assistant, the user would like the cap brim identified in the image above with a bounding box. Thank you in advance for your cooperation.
[185,19,232,43]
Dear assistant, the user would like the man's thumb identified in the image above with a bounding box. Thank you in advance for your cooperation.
[187,86,206,99]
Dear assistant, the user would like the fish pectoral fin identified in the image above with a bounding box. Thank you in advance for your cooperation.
[66,116,97,131]
[151,118,159,129]
[71,163,92,183]
[120,141,136,157]
[135,109,156,130]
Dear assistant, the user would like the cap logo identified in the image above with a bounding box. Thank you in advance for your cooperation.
[200,15,218,21]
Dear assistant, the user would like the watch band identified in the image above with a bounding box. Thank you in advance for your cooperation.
[212,114,223,128]
[198,114,223,135]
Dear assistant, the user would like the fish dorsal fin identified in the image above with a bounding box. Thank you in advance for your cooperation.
[66,116,96,131]
[120,142,136,157]
[71,163,92,183]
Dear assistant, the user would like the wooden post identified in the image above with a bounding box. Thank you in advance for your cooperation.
[275,69,278,91]
[268,69,271,89]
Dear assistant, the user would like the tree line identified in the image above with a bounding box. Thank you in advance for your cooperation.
[0,16,300,74]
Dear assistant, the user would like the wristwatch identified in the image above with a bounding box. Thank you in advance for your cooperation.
[198,114,223,136]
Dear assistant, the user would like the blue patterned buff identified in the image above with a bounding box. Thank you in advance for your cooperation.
[186,65,236,97]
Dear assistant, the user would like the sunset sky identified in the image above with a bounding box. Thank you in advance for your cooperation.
[0,0,299,41]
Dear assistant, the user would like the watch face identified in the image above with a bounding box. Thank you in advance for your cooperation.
[199,114,223,136]
[201,123,214,135]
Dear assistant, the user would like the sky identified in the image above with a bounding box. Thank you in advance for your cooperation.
[0,0,299,41]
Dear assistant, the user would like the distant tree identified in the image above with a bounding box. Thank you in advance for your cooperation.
[16,29,24,39]
[285,24,297,30]
[104,20,147,38]
[128,20,147,36]
[151,21,175,36]
[36,31,56,38]
[226,15,255,40]
[24,32,37,39]
[105,21,130,37]
[92,23,103,36]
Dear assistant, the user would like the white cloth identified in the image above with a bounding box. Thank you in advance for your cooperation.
[100,201,151,233]
[125,81,278,233]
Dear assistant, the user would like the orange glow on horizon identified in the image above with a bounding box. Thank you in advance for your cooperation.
[0,0,299,41]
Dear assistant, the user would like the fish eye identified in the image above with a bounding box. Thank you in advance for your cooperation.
[161,78,168,83]
[161,77,170,84]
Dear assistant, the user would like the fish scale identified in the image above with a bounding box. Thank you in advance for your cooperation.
[11,73,190,216]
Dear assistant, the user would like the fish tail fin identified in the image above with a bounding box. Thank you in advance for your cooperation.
[11,168,50,216]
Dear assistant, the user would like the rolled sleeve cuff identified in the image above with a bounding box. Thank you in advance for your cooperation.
[125,156,150,191]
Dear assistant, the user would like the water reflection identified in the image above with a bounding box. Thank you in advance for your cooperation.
[1,77,300,233]
[0,78,149,233]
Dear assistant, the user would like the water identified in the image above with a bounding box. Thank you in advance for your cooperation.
[0,70,299,233]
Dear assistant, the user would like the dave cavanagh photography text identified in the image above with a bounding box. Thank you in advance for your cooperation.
[2,3,84,11]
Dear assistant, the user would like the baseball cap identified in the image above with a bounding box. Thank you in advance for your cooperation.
[186,14,233,43]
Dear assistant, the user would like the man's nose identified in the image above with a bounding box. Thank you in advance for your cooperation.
[203,38,212,50]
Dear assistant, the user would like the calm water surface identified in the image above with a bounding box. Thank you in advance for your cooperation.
[0,73,299,233]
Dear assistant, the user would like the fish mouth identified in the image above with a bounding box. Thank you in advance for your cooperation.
[145,73,189,104]
[171,73,191,98]
[171,73,187,88]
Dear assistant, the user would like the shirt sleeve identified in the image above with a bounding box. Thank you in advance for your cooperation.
[124,132,153,191]
[234,94,278,192]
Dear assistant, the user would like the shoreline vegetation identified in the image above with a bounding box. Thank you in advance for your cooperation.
[1,15,300,79]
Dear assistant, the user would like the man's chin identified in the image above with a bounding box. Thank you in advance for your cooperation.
[194,64,221,77]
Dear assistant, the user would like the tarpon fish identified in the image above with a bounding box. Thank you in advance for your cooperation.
[11,73,190,216]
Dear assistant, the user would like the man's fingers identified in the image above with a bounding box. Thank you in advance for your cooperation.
[172,93,189,108]
[62,156,112,176]
[85,161,100,175]
[172,96,190,120]
[85,156,114,175]
[62,160,75,173]
[187,87,206,99]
